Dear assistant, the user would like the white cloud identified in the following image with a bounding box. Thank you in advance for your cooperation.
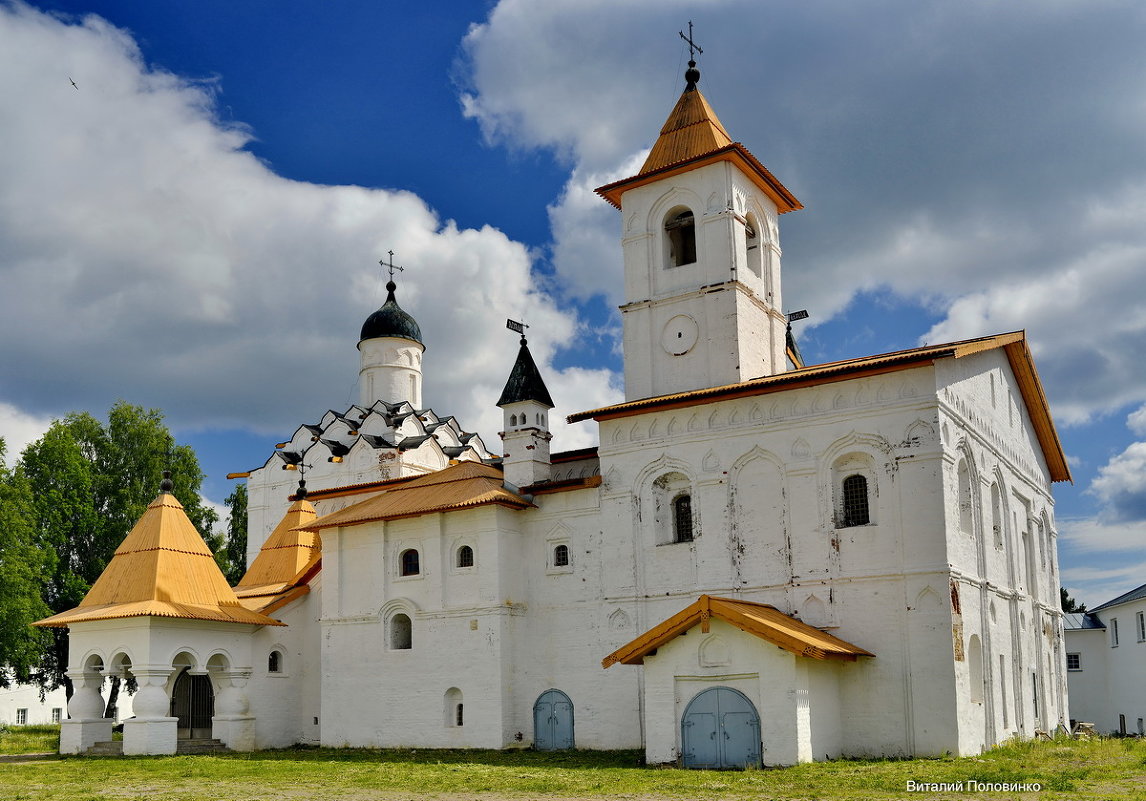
[0,403,52,466]
[462,0,1146,427]
[1060,559,1146,611]
[1059,516,1146,554]
[0,4,613,452]
[1127,404,1146,436]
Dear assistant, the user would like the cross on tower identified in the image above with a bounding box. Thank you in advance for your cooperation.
[679,21,702,60]
[379,250,404,281]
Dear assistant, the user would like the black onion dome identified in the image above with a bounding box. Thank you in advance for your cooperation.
[497,337,554,408]
[359,281,423,345]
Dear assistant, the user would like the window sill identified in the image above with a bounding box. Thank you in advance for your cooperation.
[394,573,423,582]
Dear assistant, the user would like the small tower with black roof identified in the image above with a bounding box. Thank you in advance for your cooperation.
[497,329,554,489]
[358,264,424,408]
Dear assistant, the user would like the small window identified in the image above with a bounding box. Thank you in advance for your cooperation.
[665,209,696,266]
[509,414,518,427]
[400,548,420,577]
[1137,612,1145,642]
[457,545,474,568]
[673,494,694,542]
[553,544,569,567]
[51,708,62,723]
[15,708,28,725]
[456,703,464,727]
[268,650,282,673]
[841,474,870,527]
[390,613,412,650]
[1112,618,1120,647]
[1066,652,1081,671]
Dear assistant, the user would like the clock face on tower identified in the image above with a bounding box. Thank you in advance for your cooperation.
[661,314,699,355]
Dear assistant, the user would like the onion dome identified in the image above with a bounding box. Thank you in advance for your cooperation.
[360,280,423,345]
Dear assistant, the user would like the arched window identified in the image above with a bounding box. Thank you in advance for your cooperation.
[665,208,696,266]
[553,544,569,567]
[673,494,694,542]
[457,545,474,568]
[390,613,412,650]
[509,414,517,427]
[445,687,463,727]
[840,474,870,527]
[400,549,420,577]
[743,213,761,278]
[268,650,282,674]
[958,460,973,535]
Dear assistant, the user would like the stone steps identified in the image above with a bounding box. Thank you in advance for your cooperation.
[176,738,230,755]
[84,737,230,756]
[85,740,123,756]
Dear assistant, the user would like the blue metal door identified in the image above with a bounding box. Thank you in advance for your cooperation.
[533,689,574,750]
[681,687,761,769]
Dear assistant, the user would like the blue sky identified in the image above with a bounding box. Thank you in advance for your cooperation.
[2,0,1145,608]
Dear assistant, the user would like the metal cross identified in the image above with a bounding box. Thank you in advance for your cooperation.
[679,21,702,60]
[379,250,404,280]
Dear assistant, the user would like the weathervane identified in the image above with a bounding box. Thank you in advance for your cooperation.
[506,318,529,342]
[679,21,702,61]
[379,250,404,281]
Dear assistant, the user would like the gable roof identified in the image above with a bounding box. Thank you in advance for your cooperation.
[35,490,281,628]
[569,330,1071,483]
[603,595,873,667]
[300,460,533,531]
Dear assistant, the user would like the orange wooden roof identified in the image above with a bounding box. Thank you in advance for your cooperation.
[300,460,533,531]
[595,84,801,213]
[603,595,873,667]
[641,85,732,174]
[569,331,1071,483]
[237,497,320,588]
[35,491,281,628]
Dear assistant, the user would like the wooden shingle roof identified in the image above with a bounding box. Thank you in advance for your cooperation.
[603,595,873,667]
[35,491,281,628]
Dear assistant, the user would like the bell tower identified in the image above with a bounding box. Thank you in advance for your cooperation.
[596,56,802,401]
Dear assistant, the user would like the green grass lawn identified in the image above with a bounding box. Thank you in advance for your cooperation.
[1,729,1145,800]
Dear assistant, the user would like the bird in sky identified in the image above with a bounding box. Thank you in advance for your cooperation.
[69,77,78,89]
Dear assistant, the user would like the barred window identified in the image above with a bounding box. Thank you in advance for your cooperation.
[400,549,420,577]
[553,544,569,567]
[456,703,464,727]
[841,474,870,527]
[457,545,474,568]
[1066,653,1081,671]
[673,494,694,542]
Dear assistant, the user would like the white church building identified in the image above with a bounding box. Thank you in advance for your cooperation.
[37,57,1072,767]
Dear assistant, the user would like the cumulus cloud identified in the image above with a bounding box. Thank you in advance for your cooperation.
[461,0,1146,425]
[0,4,614,452]
[0,403,52,466]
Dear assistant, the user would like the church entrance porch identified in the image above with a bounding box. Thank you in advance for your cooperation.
[533,690,574,750]
[171,669,214,739]
[681,686,761,769]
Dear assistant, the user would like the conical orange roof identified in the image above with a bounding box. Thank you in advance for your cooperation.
[236,497,320,591]
[639,85,733,175]
[35,490,281,628]
[596,66,801,213]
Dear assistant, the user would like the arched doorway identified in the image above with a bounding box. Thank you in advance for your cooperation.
[681,686,761,769]
[533,689,574,750]
[170,668,214,739]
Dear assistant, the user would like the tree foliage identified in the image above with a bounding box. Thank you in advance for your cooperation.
[1060,586,1087,613]
[0,439,52,687]
[217,482,249,586]
[12,402,219,694]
